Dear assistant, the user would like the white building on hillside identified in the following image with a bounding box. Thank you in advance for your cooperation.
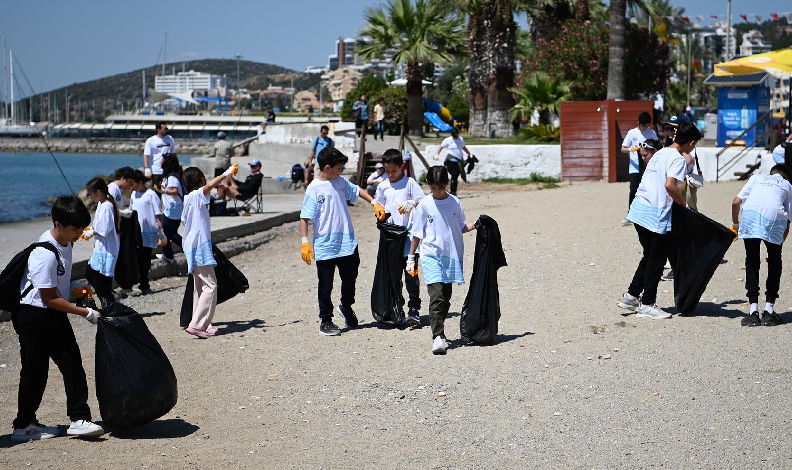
[155,71,227,94]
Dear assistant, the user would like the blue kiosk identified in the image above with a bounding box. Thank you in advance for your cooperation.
[704,72,771,147]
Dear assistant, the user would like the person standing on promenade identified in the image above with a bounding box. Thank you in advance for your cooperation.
[374,98,386,140]
[143,122,176,189]
[353,94,370,137]
[620,112,658,226]
[304,125,334,186]
[212,132,234,177]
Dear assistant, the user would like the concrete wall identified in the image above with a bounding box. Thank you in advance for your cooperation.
[249,121,358,167]
[419,145,561,182]
[695,146,771,182]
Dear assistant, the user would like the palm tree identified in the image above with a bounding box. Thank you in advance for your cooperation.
[510,72,570,125]
[357,0,464,136]
[606,0,627,100]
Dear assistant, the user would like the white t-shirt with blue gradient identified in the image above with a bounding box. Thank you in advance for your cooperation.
[131,189,162,249]
[408,195,466,285]
[622,127,658,174]
[89,200,119,276]
[737,173,792,245]
[181,189,216,273]
[300,177,359,261]
[627,147,686,234]
[375,176,424,257]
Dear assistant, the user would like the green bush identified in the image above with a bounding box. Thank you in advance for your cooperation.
[371,87,408,136]
[340,75,388,121]
[519,124,560,142]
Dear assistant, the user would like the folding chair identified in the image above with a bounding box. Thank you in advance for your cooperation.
[232,181,264,214]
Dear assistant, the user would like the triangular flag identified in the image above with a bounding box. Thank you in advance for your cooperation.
[755,14,762,22]
[710,15,719,19]
[695,15,704,21]
[786,13,792,23]
[682,16,691,23]
[770,13,780,21]
[740,14,748,22]
[666,16,675,25]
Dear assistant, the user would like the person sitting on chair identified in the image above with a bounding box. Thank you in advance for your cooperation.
[218,160,264,202]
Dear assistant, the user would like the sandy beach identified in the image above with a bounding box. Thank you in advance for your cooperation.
[1,178,791,468]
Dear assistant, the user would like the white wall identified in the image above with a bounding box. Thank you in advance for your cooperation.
[419,145,561,182]
[251,122,357,167]
[695,146,772,182]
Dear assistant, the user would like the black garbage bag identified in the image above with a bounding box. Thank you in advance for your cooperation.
[371,218,409,326]
[672,204,734,315]
[179,244,249,328]
[115,213,143,289]
[96,302,178,430]
[460,215,507,344]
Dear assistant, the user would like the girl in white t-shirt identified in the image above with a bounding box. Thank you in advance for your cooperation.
[180,164,237,339]
[160,153,184,260]
[130,170,165,295]
[407,166,476,355]
[83,177,120,307]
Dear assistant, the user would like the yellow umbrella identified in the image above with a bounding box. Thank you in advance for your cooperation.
[715,48,792,78]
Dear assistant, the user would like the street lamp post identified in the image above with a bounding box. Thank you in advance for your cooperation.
[235,53,242,113]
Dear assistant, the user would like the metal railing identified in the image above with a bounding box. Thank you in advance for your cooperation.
[716,110,773,182]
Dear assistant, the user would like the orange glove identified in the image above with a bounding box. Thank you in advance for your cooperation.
[630,146,639,152]
[372,200,386,221]
[79,227,94,241]
[406,254,418,277]
[729,224,739,242]
[301,238,314,265]
[71,285,93,300]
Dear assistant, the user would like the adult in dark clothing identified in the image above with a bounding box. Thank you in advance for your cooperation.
[352,94,370,137]
[218,160,263,201]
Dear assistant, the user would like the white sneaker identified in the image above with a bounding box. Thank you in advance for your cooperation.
[636,304,672,319]
[432,336,448,355]
[66,420,104,438]
[621,218,633,226]
[617,294,640,312]
[11,422,59,441]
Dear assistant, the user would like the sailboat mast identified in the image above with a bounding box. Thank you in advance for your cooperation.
[1,34,6,121]
[162,33,167,77]
[10,49,14,125]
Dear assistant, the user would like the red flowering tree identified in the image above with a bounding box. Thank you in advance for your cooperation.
[525,20,671,102]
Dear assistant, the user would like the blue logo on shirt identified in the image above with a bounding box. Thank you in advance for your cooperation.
[317,195,326,204]
[57,260,65,277]
[428,214,434,224]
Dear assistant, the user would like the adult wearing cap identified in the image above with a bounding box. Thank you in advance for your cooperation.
[435,127,472,195]
[662,116,679,147]
[212,131,234,177]
[218,160,264,201]
[366,162,386,197]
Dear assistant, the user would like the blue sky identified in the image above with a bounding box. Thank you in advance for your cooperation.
[1,0,788,95]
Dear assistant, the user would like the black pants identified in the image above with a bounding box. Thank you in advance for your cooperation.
[400,254,422,310]
[744,238,783,304]
[628,224,674,306]
[628,173,642,209]
[11,305,92,429]
[316,248,360,320]
[355,119,367,137]
[162,216,182,259]
[85,265,114,307]
[445,160,461,195]
[137,246,153,290]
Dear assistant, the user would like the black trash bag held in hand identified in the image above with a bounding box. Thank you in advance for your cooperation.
[96,302,178,430]
[460,215,507,344]
[371,218,409,326]
[115,212,143,289]
[671,204,734,315]
[179,244,249,328]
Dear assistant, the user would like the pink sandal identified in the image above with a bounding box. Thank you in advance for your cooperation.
[186,327,212,339]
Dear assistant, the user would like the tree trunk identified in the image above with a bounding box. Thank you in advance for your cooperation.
[406,61,425,136]
[575,0,590,21]
[606,0,627,100]
[467,9,488,137]
[486,0,517,138]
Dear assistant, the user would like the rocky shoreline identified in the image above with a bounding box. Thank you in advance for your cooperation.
[0,137,215,154]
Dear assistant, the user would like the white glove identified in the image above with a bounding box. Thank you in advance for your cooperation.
[732,222,739,230]
[84,308,100,325]
[119,209,133,218]
[398,200,417,214]
[223,164,238,178]
[157,228,167,244]
[407,254,415,266]
[81,228,94,241]
[144,167,152,178]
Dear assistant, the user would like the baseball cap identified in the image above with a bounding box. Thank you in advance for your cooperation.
[217,131,226,138]
[249,159,261,166]
[665,116,679,127]
[375,162,384,169]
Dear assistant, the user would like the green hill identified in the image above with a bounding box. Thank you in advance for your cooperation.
[21,59,323,121]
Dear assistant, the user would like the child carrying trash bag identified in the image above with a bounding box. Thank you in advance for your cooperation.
[373,149,425,327]
[407,166,477,355]
[730,164,792,327]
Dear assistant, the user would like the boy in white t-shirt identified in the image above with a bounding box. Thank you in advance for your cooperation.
[620,112,658,226]
[107,166,134,210]
[618,123,701,319]
[130,170,165,296]
[730,164,792,327]
[407,166,477,355]
[11,195,104,441]
[300,147,387,336]
[375,149,425,327]
[180,164,237,339]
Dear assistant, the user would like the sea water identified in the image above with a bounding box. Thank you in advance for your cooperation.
[0,152,192,223]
